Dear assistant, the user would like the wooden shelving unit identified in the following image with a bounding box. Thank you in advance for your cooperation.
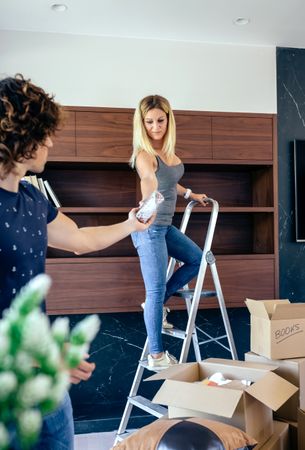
[45,107,278,315]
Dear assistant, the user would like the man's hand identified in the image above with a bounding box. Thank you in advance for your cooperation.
[128,207,156,230]
[69,357,96,385]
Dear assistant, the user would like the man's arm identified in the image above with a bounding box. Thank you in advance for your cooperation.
[47,209,153,255]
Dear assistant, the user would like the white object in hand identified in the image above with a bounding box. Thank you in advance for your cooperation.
[136,191,164,223]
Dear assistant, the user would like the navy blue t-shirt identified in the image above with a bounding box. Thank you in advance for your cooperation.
[0,181,58,317]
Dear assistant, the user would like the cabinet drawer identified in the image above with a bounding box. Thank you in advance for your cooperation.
[46,259,144,314]
[50,111,76,157]
[76,111,133,159]
[168,257,276,310]
[46,257,275,314]
[175,114,212,159]
[188,257,276,309]
[212,116,273,160]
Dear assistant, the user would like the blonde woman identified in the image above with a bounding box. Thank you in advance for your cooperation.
[130,95,207,370]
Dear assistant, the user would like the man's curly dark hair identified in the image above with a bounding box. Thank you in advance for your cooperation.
[0,74,62,178]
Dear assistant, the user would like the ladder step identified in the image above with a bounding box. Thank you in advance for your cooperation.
[173,288,216,298]
[115,432,131,442]
[128,395,167,418]
[162,327,187,339]
[138,360,175,373]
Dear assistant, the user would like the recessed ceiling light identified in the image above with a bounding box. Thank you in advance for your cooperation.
[51,4,68,12]
[234,17,250,26]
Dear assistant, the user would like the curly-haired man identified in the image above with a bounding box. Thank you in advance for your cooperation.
[0,75,153,449]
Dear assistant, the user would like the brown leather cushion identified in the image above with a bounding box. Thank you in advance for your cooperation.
[112,417,257,450]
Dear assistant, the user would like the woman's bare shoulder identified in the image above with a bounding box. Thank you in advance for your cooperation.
[136,150,157,168]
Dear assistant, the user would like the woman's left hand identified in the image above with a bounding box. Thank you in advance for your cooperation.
[190,192,209,206]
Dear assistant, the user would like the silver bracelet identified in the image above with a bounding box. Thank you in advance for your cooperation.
[184,188,192,199]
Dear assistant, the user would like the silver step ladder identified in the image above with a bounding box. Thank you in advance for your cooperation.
[115,198,237,444]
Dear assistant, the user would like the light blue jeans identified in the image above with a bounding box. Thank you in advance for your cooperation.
[131,224,202,354]
[34,392,74,450]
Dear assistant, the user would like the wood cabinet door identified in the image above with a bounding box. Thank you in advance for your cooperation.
[46,258,144,314]
[49,111,76,157]
[175,113,212,160]
[212,116,273,160]
[202,257,276,307]
[46,256,275,314]
[169,257,276,310]
[76,111,133,160]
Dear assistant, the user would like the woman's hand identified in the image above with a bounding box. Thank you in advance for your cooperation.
[190,192,209,206]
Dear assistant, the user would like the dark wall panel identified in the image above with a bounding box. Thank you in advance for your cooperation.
[277,47,305,300]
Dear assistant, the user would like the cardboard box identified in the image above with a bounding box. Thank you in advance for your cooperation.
[298,408,305,450]
[148,358,298,445]
[277,409,305,450]
[245,351,305,421]
[245,299,305,359]
[256,420,289,450]
[288,421,298,450]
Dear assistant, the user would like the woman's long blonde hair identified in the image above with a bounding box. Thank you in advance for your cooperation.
[130,95,176,168]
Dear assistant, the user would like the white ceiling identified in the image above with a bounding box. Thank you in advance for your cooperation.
[1,0,305,48]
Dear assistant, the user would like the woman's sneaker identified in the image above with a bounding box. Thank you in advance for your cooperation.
[162,306,174,329]
[147,351,178,371]
[141,303,174,329]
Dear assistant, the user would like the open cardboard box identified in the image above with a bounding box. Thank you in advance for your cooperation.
[245,351,305,421]
[147,358,298,445]
[245,299,305,359]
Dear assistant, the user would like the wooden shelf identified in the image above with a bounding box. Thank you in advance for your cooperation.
[59,207,132,213]
[48,155,274,166]
[176,206,274,213]
[45,106,278,314]
[58,206,275,214]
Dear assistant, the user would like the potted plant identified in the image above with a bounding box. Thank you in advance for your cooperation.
[0,274,100,450]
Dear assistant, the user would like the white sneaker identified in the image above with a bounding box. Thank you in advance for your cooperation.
[147,351,178,370]
[162,306,174,329]
[141,302,174,329]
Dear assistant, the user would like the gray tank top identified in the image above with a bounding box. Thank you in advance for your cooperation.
[154,156,184,225]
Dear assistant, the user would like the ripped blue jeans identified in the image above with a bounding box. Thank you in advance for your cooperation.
[131,224,202,354]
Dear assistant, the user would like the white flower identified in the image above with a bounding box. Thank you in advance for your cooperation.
[0,372,17,401]
[21,310,52,356]
[0,355,14,371]
[50,372,70,403]
[14,351,34,377]
[18,375,52,407]
[0,422,9,449]
[43,343,61,372]
[0,321,9,334]
[0,333,9,358]
[11,274,51,316]
[51,317,70,344]
[70,315,101,345]
[65,343,89,368]
[18,409,42,441]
